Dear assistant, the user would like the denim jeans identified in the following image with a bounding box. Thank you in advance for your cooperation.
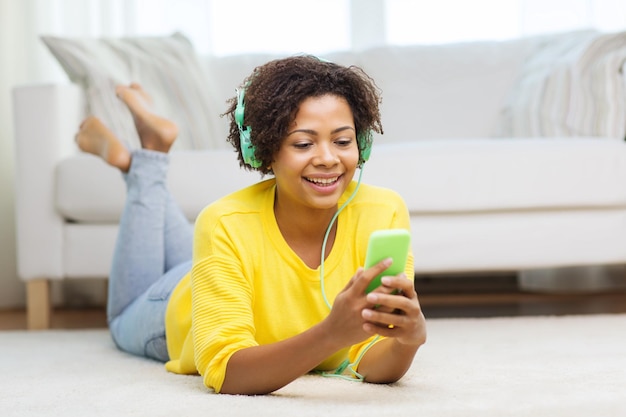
[107,150,192,362]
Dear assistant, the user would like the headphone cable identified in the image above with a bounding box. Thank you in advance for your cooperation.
[318,167,381,381]
[320,167,364,310]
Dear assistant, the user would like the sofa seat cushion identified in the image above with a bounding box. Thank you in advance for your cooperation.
[55,138,626,223]
[55,150,261,223]
[365,137,626,213]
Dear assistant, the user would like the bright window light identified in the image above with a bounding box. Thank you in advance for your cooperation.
[131,0,626,55]
[386,0,626,46]
[385,0,523,45]
[209,0,350,56]
[521,0,591,35]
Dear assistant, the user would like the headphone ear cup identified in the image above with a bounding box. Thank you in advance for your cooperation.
[360,142,372,164]
[358,131,372,166]
[240,126,261,168]
[236,87,262,168]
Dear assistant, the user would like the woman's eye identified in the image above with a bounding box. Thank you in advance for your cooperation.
[335,138,353,147]
[293,142,312,149]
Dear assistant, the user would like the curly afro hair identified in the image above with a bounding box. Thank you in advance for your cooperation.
[223,55,383,175]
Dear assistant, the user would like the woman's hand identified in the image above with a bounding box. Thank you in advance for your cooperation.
[361,272,427,347]
[322,258,395,347]
[323,260,427,384]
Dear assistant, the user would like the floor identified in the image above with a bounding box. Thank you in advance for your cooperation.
[1,275,626,330]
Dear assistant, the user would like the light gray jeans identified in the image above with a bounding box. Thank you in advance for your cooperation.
[107,150,192,362]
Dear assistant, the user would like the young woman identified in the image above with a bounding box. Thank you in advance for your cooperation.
[76,56,426,395]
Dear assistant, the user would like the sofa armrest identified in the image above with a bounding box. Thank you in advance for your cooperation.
[12,83,86,280]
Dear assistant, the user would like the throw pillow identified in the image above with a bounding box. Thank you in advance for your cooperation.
[42,33,225,150]
[496,30,626,140]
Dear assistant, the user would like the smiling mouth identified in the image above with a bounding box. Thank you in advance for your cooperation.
[304,176,340,186]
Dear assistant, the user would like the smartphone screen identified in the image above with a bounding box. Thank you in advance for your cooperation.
[363,229,411,293]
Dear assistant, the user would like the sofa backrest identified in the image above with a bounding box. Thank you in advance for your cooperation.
[200,37,539,145]
[354,39,537,142]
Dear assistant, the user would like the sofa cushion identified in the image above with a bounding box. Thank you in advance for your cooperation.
[41,33,223,151]
[55,150,261,223]
[55,138,626,223]
[364,137,626,212]
[197,37,536,147]
[355,38,537,142]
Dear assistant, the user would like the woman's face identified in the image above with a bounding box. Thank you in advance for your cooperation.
[271,94,359,213]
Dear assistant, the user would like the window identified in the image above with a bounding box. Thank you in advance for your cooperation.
[130,0,626,55]
[132,0,350,56]
[386,0,626,45]
[209,0,350,56]
[386,0,522,45]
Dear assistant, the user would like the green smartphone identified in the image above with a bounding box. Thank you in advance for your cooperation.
[364,229,411,294]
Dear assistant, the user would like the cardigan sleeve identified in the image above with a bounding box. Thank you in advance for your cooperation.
[190,208,259,393]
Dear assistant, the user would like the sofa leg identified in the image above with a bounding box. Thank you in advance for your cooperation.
[27,280,51,330]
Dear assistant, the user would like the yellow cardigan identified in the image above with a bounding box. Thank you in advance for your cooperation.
[164,179,414,393]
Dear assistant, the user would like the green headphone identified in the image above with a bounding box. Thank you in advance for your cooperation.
[234,86,372,169]
[234,86,261,168]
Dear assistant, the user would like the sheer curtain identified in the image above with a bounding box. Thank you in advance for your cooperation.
[1,0,625,308]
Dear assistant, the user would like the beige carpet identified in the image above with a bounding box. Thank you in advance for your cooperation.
[2,314,625,417]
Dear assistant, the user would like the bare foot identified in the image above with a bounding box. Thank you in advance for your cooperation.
[115,83,179,153]
[75,116,131,172]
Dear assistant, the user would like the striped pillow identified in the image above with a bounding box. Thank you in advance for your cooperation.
[42,33,225,150]
[496,30,626,140]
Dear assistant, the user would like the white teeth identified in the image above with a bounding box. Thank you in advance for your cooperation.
[306,176,339,185]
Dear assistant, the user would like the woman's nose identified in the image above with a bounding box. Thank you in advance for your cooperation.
[313,143,339,166]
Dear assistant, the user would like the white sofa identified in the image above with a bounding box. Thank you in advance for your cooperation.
[13,30,626,329]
